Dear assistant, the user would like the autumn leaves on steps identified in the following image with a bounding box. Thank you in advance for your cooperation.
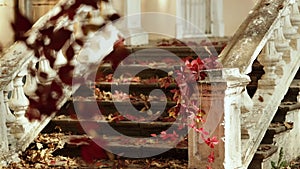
[6,0,229,167]
[38,40,224,166]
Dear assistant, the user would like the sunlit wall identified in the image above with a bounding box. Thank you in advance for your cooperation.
[0,0,15,48]
[0,0,257,49]
[223,0,256,36]
[112,0,256,37]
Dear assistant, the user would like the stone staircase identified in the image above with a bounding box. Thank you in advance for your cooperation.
[36,40,226,166]
[29,42,299,169]
[2,0,300,168]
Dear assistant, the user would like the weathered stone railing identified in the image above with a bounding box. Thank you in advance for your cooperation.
[188,68,249,168]
[2,0,298,168]
[0,0,121,165]
[218,0,300,168]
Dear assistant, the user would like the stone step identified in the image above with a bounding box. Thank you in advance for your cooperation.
[56,100,177,121]
[250,122,296,169]
[261,122,294,144]
[21,132,188,168]
[51,135,188,160]
[42,116,185,137]
[281,80,300,102]
[125,38,227,59]
[249,99,300,168]
[248,144,279,169]
[272,102,300,123]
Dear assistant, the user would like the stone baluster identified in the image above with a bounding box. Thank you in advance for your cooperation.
[282,7,298,39]
[273,21,293,64]
[37,56,57,85]
[288,3,300,53]
[274,22,290,51]
[291,2,300,27]
[24,59,38,98]
[282,5,300,56]
[3,82,17,150]
[9,69,30,139]
[4,82,16,124]
[54,50,68,70]
[258,37,284,90]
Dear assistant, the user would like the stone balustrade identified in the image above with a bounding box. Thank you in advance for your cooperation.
[0,0,122,164]
[217,0,300,168]
[1,0,298,168]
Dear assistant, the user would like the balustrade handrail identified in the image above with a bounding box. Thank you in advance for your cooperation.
[1,0,299,168]
[219,0,300,168]
[219,0,288,74]
[0,0,65,90]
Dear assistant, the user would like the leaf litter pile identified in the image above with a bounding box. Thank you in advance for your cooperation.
[3,133,188,169]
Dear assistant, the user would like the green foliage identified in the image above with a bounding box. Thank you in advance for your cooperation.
[271,148,288,169]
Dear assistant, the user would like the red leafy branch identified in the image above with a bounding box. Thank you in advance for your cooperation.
[152,56,220,168]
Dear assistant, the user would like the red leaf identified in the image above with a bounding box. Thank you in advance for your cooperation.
[11,9,32,41]
[108,13,120,22]
[75,39,84,46]
[151,134,157,137]
[102,39,129,70]
[47,28,72,51]
[81,138,108,163]
[25,106,41,121]
[69,137,90,145]
[43,48,55,68]
[208,151,215,163]
[77,0,98,9]
[66,45,75,60]
[58,64,74,85]
[258,95,264,102]
[39,26,55,36]
[205,136,219,149]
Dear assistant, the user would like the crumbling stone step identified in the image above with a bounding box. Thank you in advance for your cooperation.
[294,66,300,79]
[51,135,188,160]
[42,118,185,137]
[272,102,300,122]
[281,80,300,102]
[261,122,294,144]
[126,43,226,59]
[95,82,178,89]
[248,144,278,169]
[59,99,177,117]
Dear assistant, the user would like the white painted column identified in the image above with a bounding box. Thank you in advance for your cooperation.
[176,0,224,38]
[176,0,206,38]
[211,0,224,37]
[176,0,184,39]
[120,0,148,45]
